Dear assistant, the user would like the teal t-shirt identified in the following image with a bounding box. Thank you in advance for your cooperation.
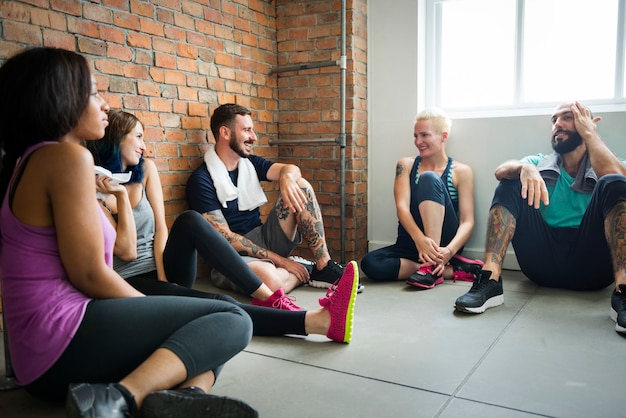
[522,154,592,228]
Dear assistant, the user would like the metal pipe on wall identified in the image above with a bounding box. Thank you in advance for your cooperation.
[269,0,348,263]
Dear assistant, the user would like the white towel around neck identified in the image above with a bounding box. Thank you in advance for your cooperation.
[204,144,267,211]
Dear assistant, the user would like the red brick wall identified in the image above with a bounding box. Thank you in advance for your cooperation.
[0,0,367,264]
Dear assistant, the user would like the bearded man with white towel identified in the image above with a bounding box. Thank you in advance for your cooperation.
[187,104,358,297]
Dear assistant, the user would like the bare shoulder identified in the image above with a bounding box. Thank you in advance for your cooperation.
[34,142,93,175]
[451,160,474,176]
[397,156,415,167]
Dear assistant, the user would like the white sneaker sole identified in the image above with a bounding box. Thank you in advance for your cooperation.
[456,294,504,314]
[610,308,626,333]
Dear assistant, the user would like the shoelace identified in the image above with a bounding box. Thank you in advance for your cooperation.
[328,261,344,276]
[274,295,299,310]
[469,275,491,292]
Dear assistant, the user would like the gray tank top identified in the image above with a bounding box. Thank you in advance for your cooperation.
[113,186,156,278]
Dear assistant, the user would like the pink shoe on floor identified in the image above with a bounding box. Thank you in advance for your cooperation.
[453,270,475,282]
[406,265,443,289]
[252,288,302,311]
[318,260,359,343]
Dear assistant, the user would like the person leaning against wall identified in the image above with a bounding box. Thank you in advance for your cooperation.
[0,46,257,418]
[87,109,359,344]
[454,101,626,336]
[186,103,363,296]
[360,107,484,288]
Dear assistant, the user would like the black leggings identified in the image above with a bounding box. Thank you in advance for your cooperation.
[127,274,307,337]
[164,211,263,295]
[361,172,460,281]
[26,296,252,402]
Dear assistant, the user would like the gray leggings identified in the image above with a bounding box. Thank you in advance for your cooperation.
[26,296,252,402]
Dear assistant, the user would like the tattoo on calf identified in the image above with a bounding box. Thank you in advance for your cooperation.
[485,205,516,267]
[606,201,626,275]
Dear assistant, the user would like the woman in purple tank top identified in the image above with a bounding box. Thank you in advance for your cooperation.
[0,47,257,418]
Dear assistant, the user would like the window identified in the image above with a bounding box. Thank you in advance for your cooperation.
[423,0,626,117]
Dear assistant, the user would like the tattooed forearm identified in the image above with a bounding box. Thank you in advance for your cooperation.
[236,236,269,258]
[606,201,626,275]
[205,210,269,258]
[485,205,516,266]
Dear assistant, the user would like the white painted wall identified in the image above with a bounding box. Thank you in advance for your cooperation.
[367,0,626,269]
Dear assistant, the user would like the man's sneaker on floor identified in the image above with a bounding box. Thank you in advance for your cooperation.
[449,254,484,277]
[319,260,359,343]
[610,284,626,334]
[406,265,443,289]
[454,270,503,314]
[252,288,302,311]
[308,259,365,293]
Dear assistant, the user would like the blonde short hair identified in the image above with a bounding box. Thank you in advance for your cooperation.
[415,107,451,135]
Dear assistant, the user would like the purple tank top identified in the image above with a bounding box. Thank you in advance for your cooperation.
[0,142,116,385]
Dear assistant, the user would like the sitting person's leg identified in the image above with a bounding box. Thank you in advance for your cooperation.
[274,177,345,286]
[27,296,252,404]
[361,244,419,281]
[127,262,359,343]
[164,211,298,307]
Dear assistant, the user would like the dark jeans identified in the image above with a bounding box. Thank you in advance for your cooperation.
[492,174,626,290]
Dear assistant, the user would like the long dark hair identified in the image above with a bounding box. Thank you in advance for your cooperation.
[0,47,92,201]
[87,110,144,184]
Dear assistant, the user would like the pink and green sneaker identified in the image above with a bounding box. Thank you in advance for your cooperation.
[318,260,359,343]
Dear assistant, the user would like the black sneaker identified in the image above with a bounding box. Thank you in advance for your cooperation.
[449,254,484,275]
[142,386,258,418]
[454,270,504,314]
[406,265,443,289]
[309,260,345,288]
[66,382,137,418]
[610,284,626,334]
[309,260,364,293]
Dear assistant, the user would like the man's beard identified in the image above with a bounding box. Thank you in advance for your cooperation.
[551,130,583,154]
[229,134,251,158]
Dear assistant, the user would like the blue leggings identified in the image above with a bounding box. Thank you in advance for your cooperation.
[361,172,460,281]
[26,296,252,402]
[492,174,626,290]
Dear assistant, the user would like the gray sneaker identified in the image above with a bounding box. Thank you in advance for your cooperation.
[454,270,503,314]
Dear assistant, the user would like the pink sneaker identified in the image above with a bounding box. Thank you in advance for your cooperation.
[453,270,475,282]
[406,265,443,289]
[318,260,358,343]
[449,254,484,282]
[252,288,302,311]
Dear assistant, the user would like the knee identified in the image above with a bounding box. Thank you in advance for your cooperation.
[597,173,626,192]
[174,210,204,229]
[415,171,446,203]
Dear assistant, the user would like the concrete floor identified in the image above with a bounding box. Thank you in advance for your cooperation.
[0,267,624,417]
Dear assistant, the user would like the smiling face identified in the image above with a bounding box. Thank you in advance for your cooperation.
[413,119,447,158]
[119,121,145,169]
[227,114,257,158]
[550,103,583,154]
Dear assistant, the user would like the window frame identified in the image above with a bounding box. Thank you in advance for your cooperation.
[421,0,626,119]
